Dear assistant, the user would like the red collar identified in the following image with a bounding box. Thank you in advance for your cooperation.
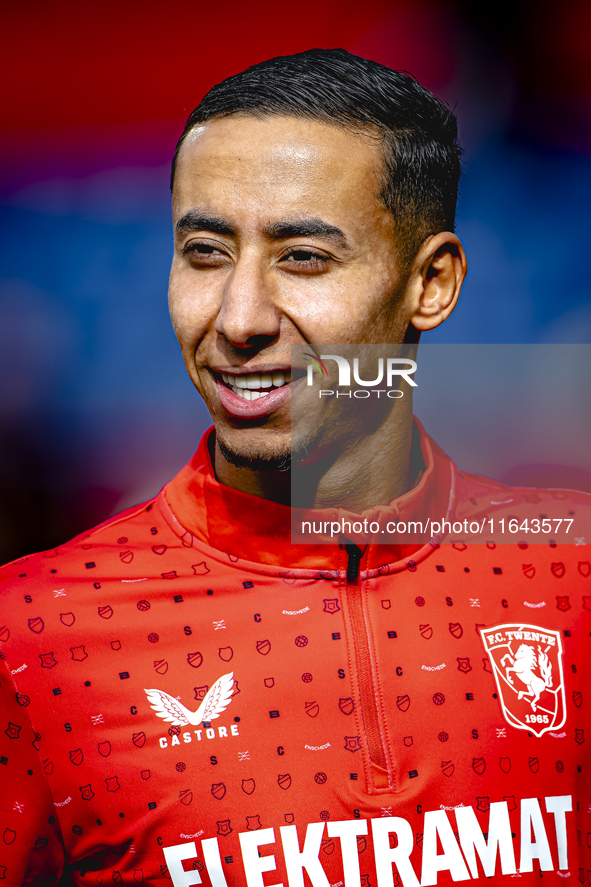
[159,418,456,574]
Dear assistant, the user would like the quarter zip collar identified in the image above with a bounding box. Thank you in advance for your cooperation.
[161,417,456,573]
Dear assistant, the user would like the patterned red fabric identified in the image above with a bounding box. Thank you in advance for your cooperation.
[0,423,589,885]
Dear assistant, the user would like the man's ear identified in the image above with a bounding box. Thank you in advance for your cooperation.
[405,232,468,333]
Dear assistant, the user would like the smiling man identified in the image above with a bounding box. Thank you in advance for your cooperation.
[0,49,589,887]
[168,69,465,509]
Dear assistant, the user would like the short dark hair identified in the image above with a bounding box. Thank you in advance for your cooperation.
[171,48,462,265]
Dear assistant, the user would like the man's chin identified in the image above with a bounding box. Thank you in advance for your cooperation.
[216,432,314,472]
[216,434,292,472]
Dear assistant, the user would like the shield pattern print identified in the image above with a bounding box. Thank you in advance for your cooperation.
[480,623,566,737]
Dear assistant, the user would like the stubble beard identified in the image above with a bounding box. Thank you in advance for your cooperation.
[216,429,315,473]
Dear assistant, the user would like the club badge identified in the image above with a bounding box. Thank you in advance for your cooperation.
[480,623,566,737]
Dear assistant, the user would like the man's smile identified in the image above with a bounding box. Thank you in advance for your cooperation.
[215,369,292,400]
[208,366,307,419]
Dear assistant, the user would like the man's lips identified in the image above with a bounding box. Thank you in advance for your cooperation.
[210,368,304,419]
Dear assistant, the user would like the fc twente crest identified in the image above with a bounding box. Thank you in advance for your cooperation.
[480,623,566,738]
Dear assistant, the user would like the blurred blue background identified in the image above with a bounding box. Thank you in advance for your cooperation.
[1,0,590,561]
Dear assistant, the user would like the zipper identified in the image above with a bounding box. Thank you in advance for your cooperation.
[344,543,392,790]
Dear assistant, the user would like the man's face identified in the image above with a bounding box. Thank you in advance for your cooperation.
[169,115,413,466]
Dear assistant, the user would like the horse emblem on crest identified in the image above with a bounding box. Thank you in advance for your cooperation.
[480,623,566,737]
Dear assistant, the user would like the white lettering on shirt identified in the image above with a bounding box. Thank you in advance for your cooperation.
[160,795,572,886]
[280,823,329,887]
[239,828,281,887]
[456,801,516,877]
[420,810,470,886]
[372,816,420,887]
[202,837,229,887]
[545,795,572,871]
[520,797,553,872]
[326,820,368,887]
[162,842,202,887]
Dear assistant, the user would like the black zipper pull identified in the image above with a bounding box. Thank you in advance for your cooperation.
[345,543,363,584]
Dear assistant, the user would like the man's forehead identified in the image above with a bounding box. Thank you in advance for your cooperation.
[174,116,383,188]
[172,115,389,230]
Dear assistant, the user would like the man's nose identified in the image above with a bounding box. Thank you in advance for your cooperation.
[214,254,281,348]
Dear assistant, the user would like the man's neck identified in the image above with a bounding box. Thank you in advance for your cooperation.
[213,399,420,512]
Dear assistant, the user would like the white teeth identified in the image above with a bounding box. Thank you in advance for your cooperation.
[229,385,271,401]
[223,370,291,398]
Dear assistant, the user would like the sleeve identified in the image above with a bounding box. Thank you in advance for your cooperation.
[0,653,64,885]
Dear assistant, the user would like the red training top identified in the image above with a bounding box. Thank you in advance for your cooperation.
[0,422,590,886]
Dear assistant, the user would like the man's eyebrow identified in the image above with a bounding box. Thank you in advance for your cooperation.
[263,217,350,248]
[175,212,236,237]
[174,211,350,248]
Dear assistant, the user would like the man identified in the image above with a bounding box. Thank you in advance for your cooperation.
[0,49,589,886]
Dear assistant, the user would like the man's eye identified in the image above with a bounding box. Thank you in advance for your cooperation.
[182,242,227,265]
[183,243,221,255]
[282,250,330,269]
